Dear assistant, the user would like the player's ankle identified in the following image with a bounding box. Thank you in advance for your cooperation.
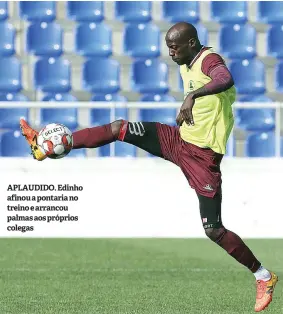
[254,265,271,281]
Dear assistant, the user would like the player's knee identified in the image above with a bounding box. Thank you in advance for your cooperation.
[111,119,125,138]
[205,227,226,242]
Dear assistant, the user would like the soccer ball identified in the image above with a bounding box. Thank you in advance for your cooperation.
[37,123,73,159]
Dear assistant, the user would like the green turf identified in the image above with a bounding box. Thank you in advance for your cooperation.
[0,239,282,314]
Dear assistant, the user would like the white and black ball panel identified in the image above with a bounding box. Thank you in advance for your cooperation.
[42,140,54,154]
[37,123,74,159]
[53,144,65,155]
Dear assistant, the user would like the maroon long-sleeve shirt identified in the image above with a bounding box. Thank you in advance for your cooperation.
[189,47,234,98]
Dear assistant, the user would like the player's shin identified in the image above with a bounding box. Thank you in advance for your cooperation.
[72,120,124,149]
[205,227,262,273]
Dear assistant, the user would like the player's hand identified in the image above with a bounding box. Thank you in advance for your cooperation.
[176,94,195,126]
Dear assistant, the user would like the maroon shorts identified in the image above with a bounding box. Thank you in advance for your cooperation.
[156,123,223,198]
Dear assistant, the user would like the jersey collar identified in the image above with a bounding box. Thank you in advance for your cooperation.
[187,46,210,70]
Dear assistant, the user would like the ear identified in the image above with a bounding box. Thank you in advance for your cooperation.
[189,38,196,47]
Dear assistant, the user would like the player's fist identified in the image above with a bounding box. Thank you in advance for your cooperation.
[176,94,195,126]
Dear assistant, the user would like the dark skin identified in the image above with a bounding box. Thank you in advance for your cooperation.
[165,22,207,126]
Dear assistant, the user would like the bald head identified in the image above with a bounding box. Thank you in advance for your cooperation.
[165,22,202,66]
[166,22,198,44]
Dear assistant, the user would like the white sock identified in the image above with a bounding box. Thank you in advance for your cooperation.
[254,265,271,281]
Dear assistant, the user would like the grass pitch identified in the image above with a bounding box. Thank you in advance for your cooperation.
[0,238,282,314]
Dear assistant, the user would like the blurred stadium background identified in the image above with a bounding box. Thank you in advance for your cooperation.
[0,0,282,158]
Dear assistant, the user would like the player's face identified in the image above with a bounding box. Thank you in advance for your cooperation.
[166,38,196,66]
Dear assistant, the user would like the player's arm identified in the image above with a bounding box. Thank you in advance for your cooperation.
[176,54,234,126]
[191,54,234,98]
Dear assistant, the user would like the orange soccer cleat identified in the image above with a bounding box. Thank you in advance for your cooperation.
[19,119,47,161]
[255,271,279,312]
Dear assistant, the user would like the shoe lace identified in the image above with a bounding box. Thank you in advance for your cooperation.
[256,280,266,299]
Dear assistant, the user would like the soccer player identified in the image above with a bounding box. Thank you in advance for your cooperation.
[20,22,278,312]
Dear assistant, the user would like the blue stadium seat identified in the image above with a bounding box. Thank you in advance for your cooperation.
[246,132,274,157]
[238,95,273,102]
[140,95,177,155]
[42,93,77,101]
[132,59,169,94]
[34,57,71,93]
[0,93,29,101]
[0,2,8,21]
[229,59,265,95]
[91,108,110,125]
[124,23,160,58]
[83,58,120,94]
[139,108,176,125]
[258,1,283,24]
[19,1,56,22]
[40,108,78,130]
[75,22,112,57]
[1,130,31,157]
[140,94,176,102]
[66,148,87,158]
[162,1,199,23]
[275,61,283,92]
[90,94,128,139]
[211,1,247,24]
[115,142,137,157]
[237,95,275,132]
[237,109,275,132]
[99,142,137,157]
[0,108,29,129]
[219,24,256,59]
[195,24,208,46]
[90,107,128,126]
[139,97,176,155]
[238,108,275,132]
[0,57,22,93]
[115,1,151,23]
[26,22,63,57]
[268,25,283,59]
[67,1,104,22]
[245,132,283,157]
[91,93,127,102]
[0,22,15,56]
[91,106,128,157]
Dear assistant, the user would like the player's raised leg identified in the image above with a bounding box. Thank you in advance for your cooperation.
[20,119,126,160]
[20,119,125,160]
[73,120,177,159]
[20,119,177,160]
